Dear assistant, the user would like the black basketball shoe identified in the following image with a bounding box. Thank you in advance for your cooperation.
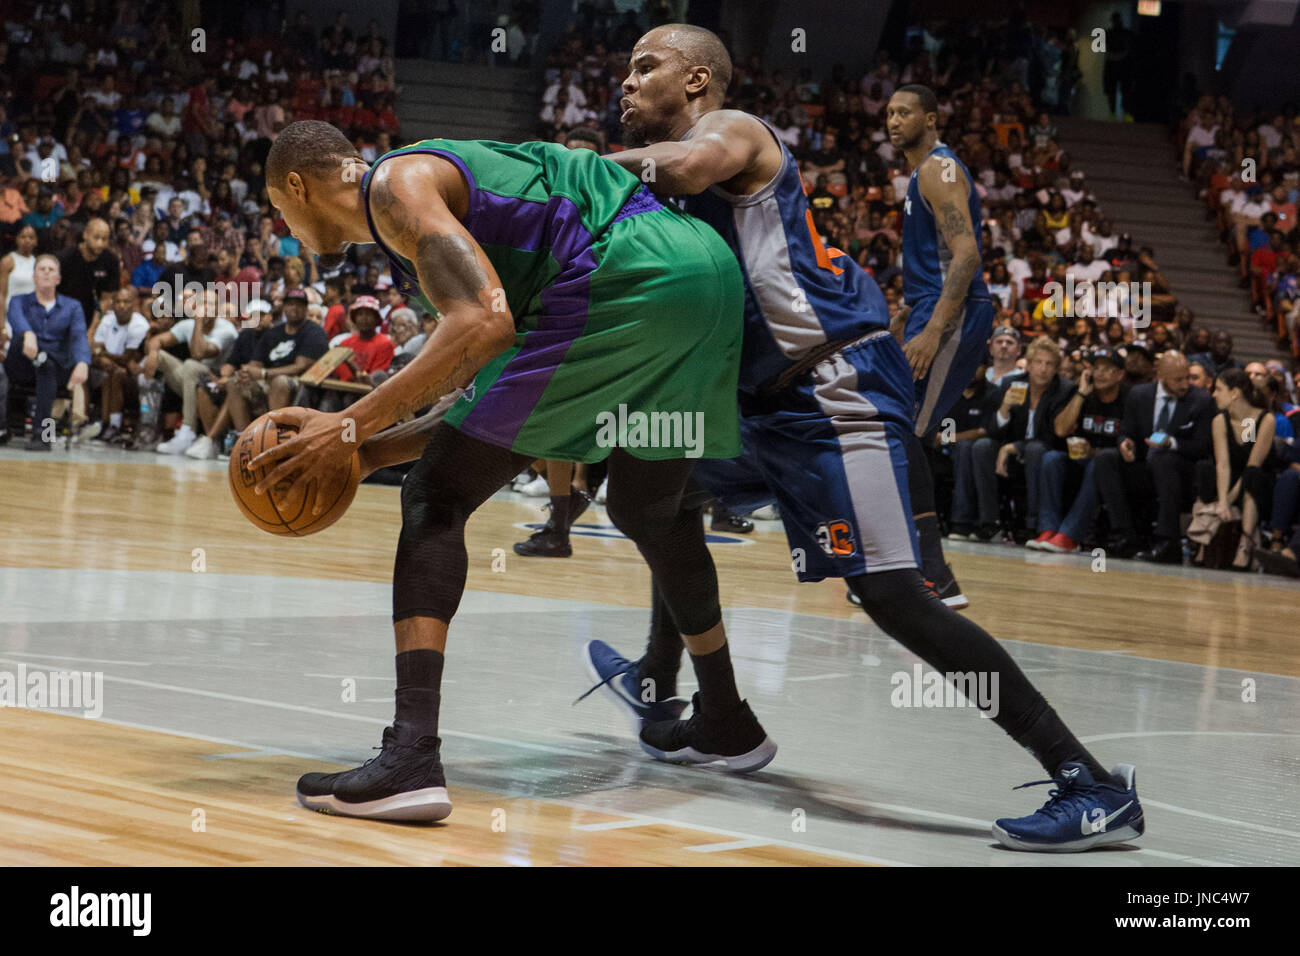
[297,726,451,822]
[639,693,777,773]
[928,562,969,610]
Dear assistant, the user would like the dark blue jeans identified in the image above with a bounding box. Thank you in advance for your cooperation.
[952,438,999,527]
[1039,450,1099,541]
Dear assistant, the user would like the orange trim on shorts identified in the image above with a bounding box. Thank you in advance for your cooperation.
[804,209,845,276]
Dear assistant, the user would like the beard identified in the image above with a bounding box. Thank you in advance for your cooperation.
[621,122,650,148]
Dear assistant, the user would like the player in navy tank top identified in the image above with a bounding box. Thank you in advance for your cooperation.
[886,85,997,608]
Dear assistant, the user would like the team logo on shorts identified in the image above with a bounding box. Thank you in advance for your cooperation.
[814,519,856,557]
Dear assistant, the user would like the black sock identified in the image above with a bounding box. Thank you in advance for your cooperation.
[638,580,682,700]
[688,641,742,714]
[1008,703,1118,787]
[915,513,947,581]
[549,494,571,533]
[393,649,443,744]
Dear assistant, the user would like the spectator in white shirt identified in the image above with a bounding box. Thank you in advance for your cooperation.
[90,287,150,439]
[1183,110,1220,175]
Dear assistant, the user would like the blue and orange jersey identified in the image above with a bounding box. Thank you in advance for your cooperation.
[681,117,890,394]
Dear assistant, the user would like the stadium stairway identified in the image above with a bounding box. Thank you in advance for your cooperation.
[395,59,542,144]
[1054,117,1278,361]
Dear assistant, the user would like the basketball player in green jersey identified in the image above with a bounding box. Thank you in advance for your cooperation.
[248,121,777,823]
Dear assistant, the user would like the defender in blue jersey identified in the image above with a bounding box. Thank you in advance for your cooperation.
[584,25,1144,852]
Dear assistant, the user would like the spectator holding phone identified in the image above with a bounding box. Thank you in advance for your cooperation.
[1030,347,1129,552]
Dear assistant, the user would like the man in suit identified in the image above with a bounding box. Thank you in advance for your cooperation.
[4,253,91,450]
[973,336,1073,538]
[1092,351,1215,562]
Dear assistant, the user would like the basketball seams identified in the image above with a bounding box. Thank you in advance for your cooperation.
[258,417,303,537]
[228,415,360,537]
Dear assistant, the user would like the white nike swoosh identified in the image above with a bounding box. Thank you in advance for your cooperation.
[1081,800,1134,835]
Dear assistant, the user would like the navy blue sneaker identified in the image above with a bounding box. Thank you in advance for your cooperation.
[992,762,1144,852]
[578,639,689,729]
[297,726,452,822]
[639,693,777,774]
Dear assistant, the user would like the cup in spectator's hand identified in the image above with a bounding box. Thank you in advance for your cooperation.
[1067,436,1091,460]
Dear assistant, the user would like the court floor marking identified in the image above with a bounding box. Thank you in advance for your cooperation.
[0,659,598,760]
[546,798,911,866]
[685,837,771,853]
[4,677,1252,867]
[1141,799,1300,840]
[4,653,1290,849]
[28,711,901,866]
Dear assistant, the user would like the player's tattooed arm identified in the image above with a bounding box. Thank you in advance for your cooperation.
[344,155,515,442]
[919,158,982,341]
[604,110,772,196]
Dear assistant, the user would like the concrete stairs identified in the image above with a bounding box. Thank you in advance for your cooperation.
[395,59,543,143]
[1054,117,1279,362]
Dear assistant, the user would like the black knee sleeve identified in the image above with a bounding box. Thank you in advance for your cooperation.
[392,425,530,624]
[606,454,721,636]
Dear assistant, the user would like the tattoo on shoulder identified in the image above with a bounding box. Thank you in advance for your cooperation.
[370,175,418,248]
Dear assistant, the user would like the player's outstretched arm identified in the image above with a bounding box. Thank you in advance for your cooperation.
[905,157,983,380]
[605,110,765,196]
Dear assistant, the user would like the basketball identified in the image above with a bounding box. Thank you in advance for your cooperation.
[228,414,361,536]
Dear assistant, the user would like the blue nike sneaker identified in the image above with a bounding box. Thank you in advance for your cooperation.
[577,639,689,730]
[992,762,1145,852]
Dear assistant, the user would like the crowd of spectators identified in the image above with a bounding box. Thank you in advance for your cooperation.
[1180,96,1300,355]
[0,0,421,458]
[532,14,1300,574]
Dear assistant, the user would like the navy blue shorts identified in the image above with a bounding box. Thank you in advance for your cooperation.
[905,295,995,437]
[693,330,919,582]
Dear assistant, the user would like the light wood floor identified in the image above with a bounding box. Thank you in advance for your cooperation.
[0,455,1296,865]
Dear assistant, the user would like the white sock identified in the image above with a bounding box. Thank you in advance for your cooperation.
[110,413,122,427]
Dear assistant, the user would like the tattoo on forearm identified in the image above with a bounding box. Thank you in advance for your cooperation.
[933,199,979,337]
[387,346,478,422]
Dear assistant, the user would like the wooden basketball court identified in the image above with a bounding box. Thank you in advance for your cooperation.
[1,448,1296,866]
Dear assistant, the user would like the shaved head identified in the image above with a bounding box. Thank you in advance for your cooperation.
[266,120,363,192]
[642,24,732,101]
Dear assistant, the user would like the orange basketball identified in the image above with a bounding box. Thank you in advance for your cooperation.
[228,414,361,536]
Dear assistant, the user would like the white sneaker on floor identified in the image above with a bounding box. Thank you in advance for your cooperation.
[516,475,550,497]
[156,424,196,455]
[185,435,217,459]
[72,420,102,444]
[595,477,608,503]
